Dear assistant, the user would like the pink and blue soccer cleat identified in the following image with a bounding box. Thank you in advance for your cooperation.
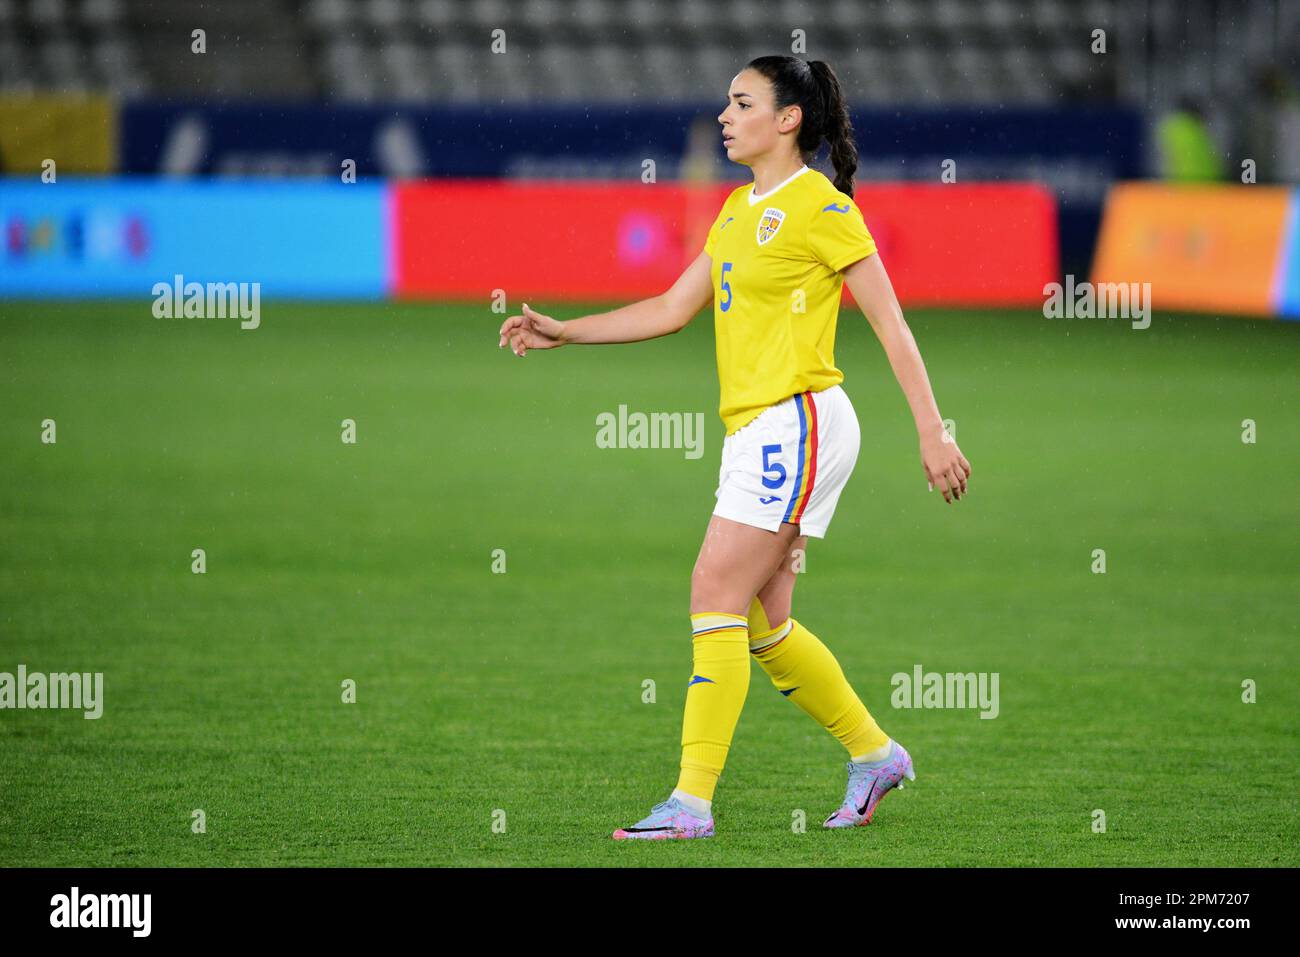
[612,798,715,840]
[823,739,916,829]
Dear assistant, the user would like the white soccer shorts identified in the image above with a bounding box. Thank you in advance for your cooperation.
[712,384,861,539]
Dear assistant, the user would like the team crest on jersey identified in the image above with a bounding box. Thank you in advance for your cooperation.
[756,207,786,245]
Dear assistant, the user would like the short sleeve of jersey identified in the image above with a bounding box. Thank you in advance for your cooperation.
[703,186,746,257]
[807,196,878,272]
[702,201,729,258]
[703,211,721,258]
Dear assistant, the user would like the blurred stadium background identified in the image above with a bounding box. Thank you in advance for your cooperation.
[2,0,1300,294]
[0,0,1296,867]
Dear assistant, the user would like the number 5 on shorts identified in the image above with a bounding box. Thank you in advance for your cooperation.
[761,444,786,489]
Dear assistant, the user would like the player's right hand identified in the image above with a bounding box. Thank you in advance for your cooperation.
[498,303,567,356]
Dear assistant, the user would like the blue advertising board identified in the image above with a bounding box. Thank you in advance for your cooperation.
[1276,193,1300,319]
[0,180,386,298]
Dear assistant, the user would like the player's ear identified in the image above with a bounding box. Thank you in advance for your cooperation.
[780,105,801,133]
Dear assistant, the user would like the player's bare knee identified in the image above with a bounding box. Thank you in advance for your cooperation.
[689,572,750,617]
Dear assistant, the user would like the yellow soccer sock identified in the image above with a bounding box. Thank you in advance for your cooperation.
[677,612,751,802]
[749,613,889,758]
[747,595,773,634]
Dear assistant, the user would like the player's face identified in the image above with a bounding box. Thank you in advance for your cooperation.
[718,70,794,166]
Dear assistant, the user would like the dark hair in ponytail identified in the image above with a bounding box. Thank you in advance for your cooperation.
[743,55,860,197]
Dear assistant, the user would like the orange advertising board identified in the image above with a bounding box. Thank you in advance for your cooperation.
[1091,183,1291,317]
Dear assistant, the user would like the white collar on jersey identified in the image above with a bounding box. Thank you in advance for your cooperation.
[747,164,811,206]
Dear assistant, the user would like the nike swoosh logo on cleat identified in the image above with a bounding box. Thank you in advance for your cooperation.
[857,780,877,816]
[621,826,675,833]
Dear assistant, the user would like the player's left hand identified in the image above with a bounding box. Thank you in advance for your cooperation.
[920,427,971,504]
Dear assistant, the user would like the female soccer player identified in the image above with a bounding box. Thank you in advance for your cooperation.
[498,56,971,840]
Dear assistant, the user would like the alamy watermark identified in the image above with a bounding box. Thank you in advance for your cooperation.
[596,405,705,460]
[50,887,150,937]
[1043,275,1151,329]
[0,665,103,719]
[151,274,261,329]
[891,664,999,719]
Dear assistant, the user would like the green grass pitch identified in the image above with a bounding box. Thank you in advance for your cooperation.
[0,300,1296,867]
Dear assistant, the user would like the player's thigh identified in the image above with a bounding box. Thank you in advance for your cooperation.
[690,515,801,616]
[754,534,807,626]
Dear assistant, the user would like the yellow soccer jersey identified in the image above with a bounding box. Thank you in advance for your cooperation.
[702,165,877,435]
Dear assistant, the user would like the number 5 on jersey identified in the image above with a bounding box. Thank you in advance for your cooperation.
[761,444,786,488]
[720,261,733,313]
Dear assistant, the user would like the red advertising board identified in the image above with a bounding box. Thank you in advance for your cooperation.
[392,180,1058,307]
